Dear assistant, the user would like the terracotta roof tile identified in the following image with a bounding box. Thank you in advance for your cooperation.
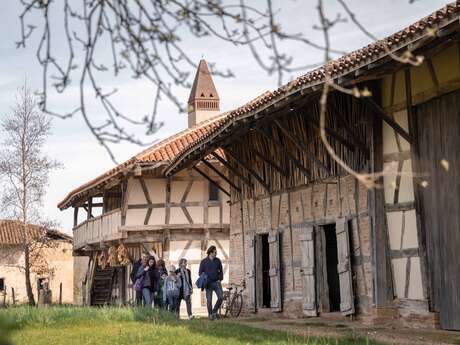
[57,113,228,209]
[0,220,71,245]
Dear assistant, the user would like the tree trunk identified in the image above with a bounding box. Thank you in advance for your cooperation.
[24,245,35,306]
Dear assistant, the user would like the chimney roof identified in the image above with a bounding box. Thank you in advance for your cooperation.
[188,59,220,104]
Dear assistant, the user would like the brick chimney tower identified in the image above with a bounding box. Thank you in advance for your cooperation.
[187,59,220,127]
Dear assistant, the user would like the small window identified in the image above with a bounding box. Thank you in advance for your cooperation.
[200,93,205,97]
[209,182,220,201]
[0,278,4,292]
[210,93,213,98]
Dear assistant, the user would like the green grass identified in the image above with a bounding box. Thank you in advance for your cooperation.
[0,306,384,345]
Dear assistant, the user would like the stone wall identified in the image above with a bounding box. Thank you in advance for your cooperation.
[0,240,74,305]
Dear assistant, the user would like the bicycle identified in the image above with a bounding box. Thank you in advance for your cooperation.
[219,281,245,318]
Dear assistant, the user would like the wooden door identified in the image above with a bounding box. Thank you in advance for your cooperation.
[417,90,460,330]
[246,235,257,312]
[336,218,354,315]
[268,230,282,311]
[300,225,317,316]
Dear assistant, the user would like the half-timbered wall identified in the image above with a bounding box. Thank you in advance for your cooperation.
[230,175,373,317]
[123,166,230,311]
[125,167,230,226]
[379,41,460,328]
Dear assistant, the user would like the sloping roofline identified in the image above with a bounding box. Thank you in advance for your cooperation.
[165,2,460,176]
[58,112,228,210]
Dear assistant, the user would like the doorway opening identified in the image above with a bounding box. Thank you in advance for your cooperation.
[324,224,341,312]
[261,233,271,308]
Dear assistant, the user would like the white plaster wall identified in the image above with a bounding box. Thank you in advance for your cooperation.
[383,109,423,301]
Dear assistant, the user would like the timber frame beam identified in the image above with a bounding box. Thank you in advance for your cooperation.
[193,166,230,197]
[224,148,270,192]
[210,152,253,189]
[256,127,312,180]
[363,97,413,144]
[273,119,330,175]
[200,159,242,192]
[251,146,288,177]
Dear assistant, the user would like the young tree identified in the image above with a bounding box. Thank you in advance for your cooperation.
[0,82,60,305]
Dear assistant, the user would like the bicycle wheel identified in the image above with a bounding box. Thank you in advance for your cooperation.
[218,292,230,317]
[229,294,243,318]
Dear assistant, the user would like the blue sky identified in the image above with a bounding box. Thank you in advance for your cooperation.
[0,1,449,232]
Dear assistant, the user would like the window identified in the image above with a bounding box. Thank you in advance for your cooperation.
[0,278,4,292]
[209,182,220,201]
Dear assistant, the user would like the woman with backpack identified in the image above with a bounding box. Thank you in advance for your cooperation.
[163,264,181,317]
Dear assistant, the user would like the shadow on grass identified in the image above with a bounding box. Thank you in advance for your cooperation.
[0,306,385,345]
[181,317,384,345]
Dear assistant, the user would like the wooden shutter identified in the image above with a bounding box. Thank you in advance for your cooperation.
[268,230,282,312]
[336,217,355,315]
[299,225,317,316]
[246,235,256,312]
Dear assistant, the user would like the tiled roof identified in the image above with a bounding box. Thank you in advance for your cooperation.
[57,113,228,210]
[165,2,460,175]
[0,220,72,245]
[188,59,220,103]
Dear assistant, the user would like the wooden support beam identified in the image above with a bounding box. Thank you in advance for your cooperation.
[224,148,270,192]
[193,166,230,197]
[273,119,330,175]
[120,177,128,226]
[73,207,79,228]
[363,98,413,144]
[369,89,393,306]
[251,146,288,177]
[256,127,311,180]
[302,113,358,152]
[200,159,241,192]
[210,152,253,189]
[405,68,429,301]
[87,198,93,220]
[80,203,103,208]
[328,102,370,157]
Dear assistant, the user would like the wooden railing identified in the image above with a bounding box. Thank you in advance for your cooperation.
[73,208,122,250]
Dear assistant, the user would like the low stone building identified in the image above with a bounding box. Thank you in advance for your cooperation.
[0,219,73,305]
[166,3,460,331]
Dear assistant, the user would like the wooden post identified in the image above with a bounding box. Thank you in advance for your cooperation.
[59,282,63,305]
[87,197,93,220]
[121,177,128,226]
[73,207,79,228]
[2,287,6,306]
[369,86,393,306]
[405,68,429,301]
[11,287,15,305]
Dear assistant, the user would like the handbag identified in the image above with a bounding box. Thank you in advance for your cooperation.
[134,275,144,292]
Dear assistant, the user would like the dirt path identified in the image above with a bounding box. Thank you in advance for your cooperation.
[232,317,460,345]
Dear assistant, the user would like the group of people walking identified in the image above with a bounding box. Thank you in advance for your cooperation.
[130,245,224,320]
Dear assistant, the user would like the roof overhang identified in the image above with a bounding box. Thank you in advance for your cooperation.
[165,4,460,176]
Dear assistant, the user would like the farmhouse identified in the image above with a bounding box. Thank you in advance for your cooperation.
[166,3,460,330]
[59,60,231,309]
[0,220,73,305]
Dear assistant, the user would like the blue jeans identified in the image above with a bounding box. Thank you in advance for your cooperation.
[166,295,179,315]
[205,281,223,316]
[142,288,152,307]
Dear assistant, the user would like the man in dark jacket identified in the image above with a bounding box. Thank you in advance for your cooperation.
[199,245,223,320]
